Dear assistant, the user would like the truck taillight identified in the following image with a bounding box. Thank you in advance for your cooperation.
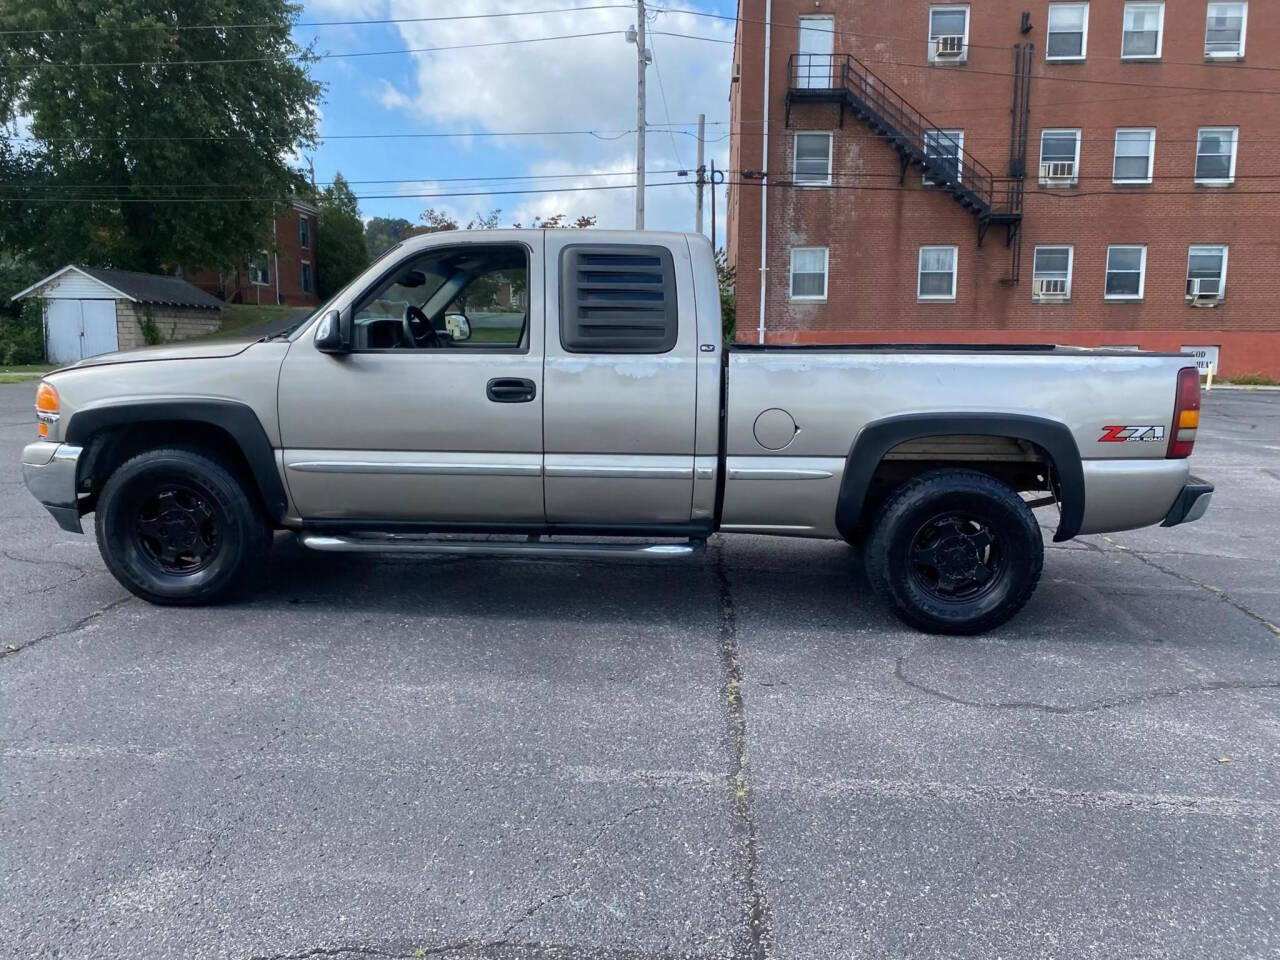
[1167,366,1201,459]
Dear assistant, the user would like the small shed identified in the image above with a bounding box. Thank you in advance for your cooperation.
[11,265,224,364]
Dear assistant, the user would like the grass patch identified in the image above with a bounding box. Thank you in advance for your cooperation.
[1221,373,1280,387]
[0,363,56,383]
[208,303,306,340]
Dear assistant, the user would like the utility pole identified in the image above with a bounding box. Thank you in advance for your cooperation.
[694,113,706,234]
[627,1,649,230]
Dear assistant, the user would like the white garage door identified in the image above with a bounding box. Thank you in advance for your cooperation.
[45,299,119,363]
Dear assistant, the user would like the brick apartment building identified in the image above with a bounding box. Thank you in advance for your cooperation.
[187,199,320,307]
[726,1,1280,377]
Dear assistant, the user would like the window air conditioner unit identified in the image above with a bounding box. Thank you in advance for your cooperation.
[1039,161,1076,183]
[935,35,965,57]
[1186,278,1222,304]
[1034,278,1068,299]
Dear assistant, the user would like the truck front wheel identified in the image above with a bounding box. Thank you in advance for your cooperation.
[94,446,269,605]
[864,469,1043,635]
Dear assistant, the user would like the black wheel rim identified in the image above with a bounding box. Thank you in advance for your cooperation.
[908,512,1004,603]
[131,482,220,575]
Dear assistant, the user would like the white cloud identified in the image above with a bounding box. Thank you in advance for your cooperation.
[373,0,732,231]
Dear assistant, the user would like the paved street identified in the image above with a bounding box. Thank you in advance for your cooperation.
[1,382,1277,960]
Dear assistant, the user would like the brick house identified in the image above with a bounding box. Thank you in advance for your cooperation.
[188,199,319,307]
[727,0,1280,377]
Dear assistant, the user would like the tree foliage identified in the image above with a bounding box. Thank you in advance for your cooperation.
[0,0,321,273]
[415,208,596,233]
[363,216,415,259]
[715,248,736,342]
[316,172,368,299]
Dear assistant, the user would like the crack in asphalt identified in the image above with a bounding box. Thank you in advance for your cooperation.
[1100,535,1280,638]
[0,594,132,660]
[249,943,718,959]
[894,656,1280,714]
[498,801,660,937]
[712,545,771,960]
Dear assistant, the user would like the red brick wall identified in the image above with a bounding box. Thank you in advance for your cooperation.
[728,0,1280,377]
[186,203,319,307]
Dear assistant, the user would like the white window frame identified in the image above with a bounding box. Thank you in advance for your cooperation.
[1121,2,1165,60]
[789,246,829,301]
[1187,245,1229,301]
[1032,245,1074,302]
[1038,128,1082,185]
[1046,3,1089,62]
[1113,127,1156,184]
[298,215,310,249]
[1105,245,1147,301]
[1205,2,1247,59]
[249,252,270,286]
[917,245,958,301]
[793,131,833,186]
[928,5,970,64]
[301,260,313,293]
[923,129,964,186]
[1194,126,1238,185]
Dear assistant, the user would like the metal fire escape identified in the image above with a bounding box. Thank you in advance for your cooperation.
[785,48,1033,278]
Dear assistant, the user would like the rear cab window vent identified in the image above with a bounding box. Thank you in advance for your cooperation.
[559,245,678,354]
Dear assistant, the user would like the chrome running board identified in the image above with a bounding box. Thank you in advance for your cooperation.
[297,532,704,561]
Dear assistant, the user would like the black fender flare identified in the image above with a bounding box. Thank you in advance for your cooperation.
[834,412,1085,543]
[64,399,288,521]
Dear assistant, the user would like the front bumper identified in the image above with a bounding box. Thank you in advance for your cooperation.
[1161,477,1214,527]
[21,441,84,533]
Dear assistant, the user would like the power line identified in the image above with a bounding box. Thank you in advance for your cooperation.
[0,180,695,204]
[0,125,663,143]
[0,4,633,37]
[726,178,1280,200]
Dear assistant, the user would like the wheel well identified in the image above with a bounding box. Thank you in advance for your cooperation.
[78,421,265,516]
[854,434,1058,542]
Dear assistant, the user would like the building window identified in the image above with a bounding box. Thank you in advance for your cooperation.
[789,247,829,300]
[1046,3,1088,61]
[923,130,964,186]
[793,132,833,185]
[1039,129,1081,184]
[928,6,970,63]
[1195,127,1238,184]
[1113,128,1155,184]
[249,253,270,286]
[298,216,310,249]
[1032,246,1073,301]
[918,246,957,301]
[1187,245,1228,301]
[1205,2,1247,58]
[1105,245,1146,300]
[300,261,314,293]
[1122,3,1164,59]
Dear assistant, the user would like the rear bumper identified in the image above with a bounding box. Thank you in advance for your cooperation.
[1161,477,1214,527]
[21,441,84,533]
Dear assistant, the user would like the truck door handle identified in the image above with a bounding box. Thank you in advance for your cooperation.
[486,377,537,403]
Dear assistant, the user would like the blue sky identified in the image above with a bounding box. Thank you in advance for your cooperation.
[297,0,737,237]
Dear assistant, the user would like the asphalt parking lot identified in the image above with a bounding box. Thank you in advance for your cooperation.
[1,382,1278,960]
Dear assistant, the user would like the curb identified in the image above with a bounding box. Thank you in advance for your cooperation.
[1208,384,1280,393]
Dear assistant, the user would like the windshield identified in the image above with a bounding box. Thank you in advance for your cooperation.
[282,239,410,341]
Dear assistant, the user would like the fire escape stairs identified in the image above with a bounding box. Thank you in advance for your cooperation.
[786,53,1024,249]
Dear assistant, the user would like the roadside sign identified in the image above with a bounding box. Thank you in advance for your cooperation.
[1181,345,1220,375]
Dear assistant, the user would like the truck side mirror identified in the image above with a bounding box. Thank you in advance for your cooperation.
[314,309,349,354]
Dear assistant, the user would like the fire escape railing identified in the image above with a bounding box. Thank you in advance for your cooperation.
[786,54,1023,235]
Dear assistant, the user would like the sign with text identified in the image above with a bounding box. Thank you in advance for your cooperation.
[1181,345,1220,374]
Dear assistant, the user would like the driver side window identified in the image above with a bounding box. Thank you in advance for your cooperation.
[351,243,529,352]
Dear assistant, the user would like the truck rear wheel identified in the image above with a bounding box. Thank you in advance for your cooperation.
[94,446,269,605]
[864,469,1043,635]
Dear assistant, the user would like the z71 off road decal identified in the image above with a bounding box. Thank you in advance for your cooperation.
[1099,424,1166,443]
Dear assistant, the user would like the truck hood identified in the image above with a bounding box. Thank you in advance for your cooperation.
[59,338,259,370]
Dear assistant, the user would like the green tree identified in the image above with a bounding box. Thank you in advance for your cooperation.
[715,248,736,342]
[364,216,414,258]
[0,0,321,273]
[316,172,368,298]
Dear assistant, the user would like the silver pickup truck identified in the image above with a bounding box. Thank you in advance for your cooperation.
[22,230,1212,634]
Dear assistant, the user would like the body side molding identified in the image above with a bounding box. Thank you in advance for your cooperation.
[835,412,1086,543]
[64,399,288,521]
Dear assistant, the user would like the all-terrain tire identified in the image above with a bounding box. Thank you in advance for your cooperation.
[94,446,270,605]
[864,468,1043,635]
